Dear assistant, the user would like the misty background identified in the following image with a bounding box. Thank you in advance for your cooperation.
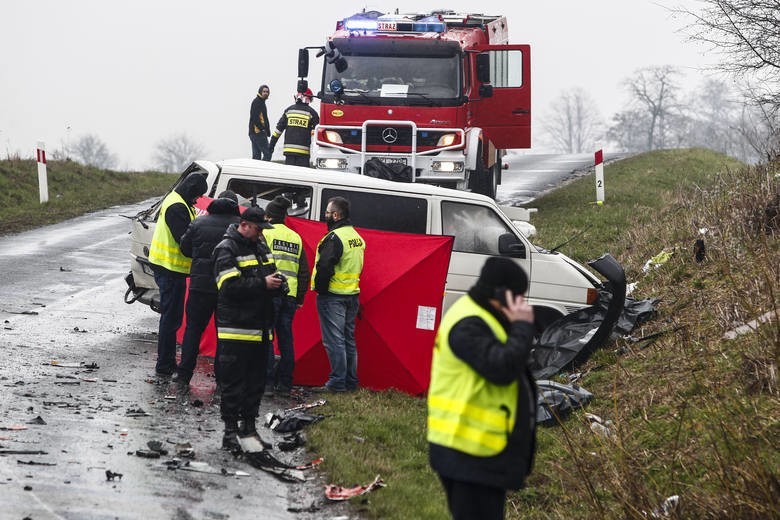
[2,0,777,171]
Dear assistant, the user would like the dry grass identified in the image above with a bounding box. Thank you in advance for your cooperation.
[512,152,780,519]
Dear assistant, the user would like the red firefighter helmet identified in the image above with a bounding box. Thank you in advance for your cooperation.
[296,88,314,102]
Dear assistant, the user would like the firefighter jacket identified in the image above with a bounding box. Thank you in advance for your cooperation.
[248,95,270,137]
[264,222,311,305]
[311,219,365,295]
[269,101,320,156]
[148,173,207,274]
[212,224,280,343]
[427,291,537,491]
[180,197,240,294]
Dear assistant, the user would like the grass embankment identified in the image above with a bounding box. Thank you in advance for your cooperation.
[0,158,174,235]
[308,149,779,519]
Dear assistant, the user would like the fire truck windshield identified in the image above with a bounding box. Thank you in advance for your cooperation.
[323,54,461,105]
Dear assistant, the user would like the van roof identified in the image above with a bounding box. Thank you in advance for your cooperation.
[213,158,497,204]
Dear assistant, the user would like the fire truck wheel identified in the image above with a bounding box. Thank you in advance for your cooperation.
[468,145,497,199]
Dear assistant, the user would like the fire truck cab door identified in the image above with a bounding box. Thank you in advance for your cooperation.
[471,44,531,150]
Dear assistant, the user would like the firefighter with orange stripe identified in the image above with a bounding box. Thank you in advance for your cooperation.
[269,88,319,167]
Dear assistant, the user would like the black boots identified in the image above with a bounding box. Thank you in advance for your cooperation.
[221,420,240,452]
[237,417,272,453]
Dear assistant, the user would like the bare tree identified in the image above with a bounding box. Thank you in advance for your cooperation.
[67,133,117,169]
[607,66,683,151]
[152,133,206,173]
[679,0,780,108]
[541,87,604,153]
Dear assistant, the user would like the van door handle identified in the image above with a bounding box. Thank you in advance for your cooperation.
[513,108,530,114]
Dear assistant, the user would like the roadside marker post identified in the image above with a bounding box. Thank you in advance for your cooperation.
[594,149,605,205]
[36,141,49,204]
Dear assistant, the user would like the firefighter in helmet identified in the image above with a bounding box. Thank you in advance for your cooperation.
[269,88,319,167]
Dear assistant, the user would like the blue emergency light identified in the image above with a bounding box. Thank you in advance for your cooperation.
[343,13,445,33]
[344,18,379,31]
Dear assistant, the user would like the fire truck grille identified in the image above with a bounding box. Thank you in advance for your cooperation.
[335,127,444,148]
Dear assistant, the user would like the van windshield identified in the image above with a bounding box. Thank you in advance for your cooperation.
[442,201,514,255]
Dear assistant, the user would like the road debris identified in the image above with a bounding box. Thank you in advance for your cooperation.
[0,450,48,455]
[325,475,386,501]
[105,470,123,481]
[17,459,56,466]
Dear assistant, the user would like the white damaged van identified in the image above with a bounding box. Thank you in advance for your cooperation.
[126,159,622,333]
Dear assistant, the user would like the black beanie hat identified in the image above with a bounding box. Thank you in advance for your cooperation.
[217,189,238,203]
[474,256,529,299]
[265,196,291,220]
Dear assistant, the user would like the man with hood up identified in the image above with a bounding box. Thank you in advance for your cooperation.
[148,172,208,377]
[427,256,537,520]
[174,190,241,389]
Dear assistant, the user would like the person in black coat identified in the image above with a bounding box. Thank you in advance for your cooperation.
[212,207,283,451]
[174,191,241,388]
[249,84,271,160]
[268,88,319,167]
[428,257,537,520]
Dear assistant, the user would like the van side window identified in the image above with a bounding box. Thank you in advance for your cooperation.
[226,180,312,219]
[442,201,513,255]
[321,189,427,234]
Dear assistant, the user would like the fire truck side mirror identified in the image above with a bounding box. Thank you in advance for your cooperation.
[298,49,309,78]
[476,53,491,84]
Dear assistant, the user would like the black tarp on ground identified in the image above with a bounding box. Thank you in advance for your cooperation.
[530,294,658,380]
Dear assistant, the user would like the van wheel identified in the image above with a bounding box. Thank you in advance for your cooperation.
[533,307,565,335]
[468,145,497,199]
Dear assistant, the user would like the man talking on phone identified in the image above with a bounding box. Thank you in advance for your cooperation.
[427,256,537,520]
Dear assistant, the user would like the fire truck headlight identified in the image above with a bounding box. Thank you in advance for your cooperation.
[432,161,464,173]
[317,158,348,170]
[436,133,457,146]
[324,130,343,144]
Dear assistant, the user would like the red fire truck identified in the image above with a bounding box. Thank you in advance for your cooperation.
[296,10,531,199]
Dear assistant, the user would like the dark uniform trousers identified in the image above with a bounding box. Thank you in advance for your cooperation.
[178,289,218,381]
[218,339,270,422]
[439,475,506,520]
[285,155,310,167]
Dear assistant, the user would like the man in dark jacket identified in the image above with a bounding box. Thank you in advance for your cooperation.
[148,173,208,377]
[427,256,537,520]
[174,190,241,389]
[268,88,319,167]
[263,196,311,397]
[213,206,283,452]
[249,84,271,160]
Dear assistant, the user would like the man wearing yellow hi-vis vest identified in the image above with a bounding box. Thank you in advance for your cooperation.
[428,257,537,520]
[312,196,365,393]
[263,195,311,397]
[148,173,207,377]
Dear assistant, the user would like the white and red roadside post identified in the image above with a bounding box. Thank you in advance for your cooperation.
[36,141,49,204]
[594,149,605,205]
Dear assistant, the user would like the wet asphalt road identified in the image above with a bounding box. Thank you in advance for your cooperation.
[0,154,616,519]
[0,204,341,520]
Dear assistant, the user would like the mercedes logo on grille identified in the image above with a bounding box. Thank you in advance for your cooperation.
[381,127,398,144]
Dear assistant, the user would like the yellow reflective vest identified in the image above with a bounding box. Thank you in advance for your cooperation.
[148,192,195,274]
[312,226,365,295]
[427,296,519,456]
[264,223,304,296]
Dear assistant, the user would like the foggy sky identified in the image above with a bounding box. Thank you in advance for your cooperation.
[0,0,716,170]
